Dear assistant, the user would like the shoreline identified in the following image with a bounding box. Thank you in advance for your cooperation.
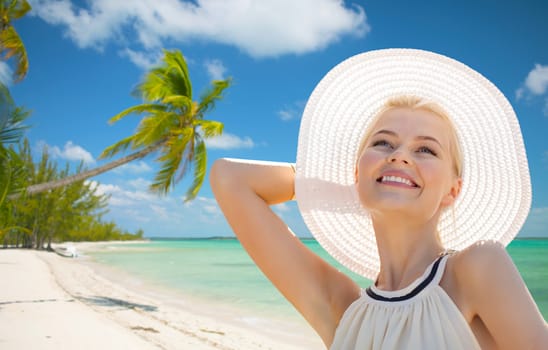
[0,245,323,349]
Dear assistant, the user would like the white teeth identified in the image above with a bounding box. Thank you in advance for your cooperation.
[382,176,414,186]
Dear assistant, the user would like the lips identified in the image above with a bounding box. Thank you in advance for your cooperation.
[376,174,420,188]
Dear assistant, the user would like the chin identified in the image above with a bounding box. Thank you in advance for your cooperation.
[362,197,436,220]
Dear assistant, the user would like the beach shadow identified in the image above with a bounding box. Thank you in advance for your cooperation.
[0,298,74,305]
[77,295,157,312]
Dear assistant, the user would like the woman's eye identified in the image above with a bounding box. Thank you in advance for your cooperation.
[417,146,437,156]
[372,140,391,148]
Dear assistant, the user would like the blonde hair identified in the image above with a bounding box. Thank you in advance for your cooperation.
[357,95,463,177]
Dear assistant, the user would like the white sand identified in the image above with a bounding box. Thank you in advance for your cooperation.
[0,247,324,349]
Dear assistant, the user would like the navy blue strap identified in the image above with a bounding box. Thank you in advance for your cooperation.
[365,255,444,302]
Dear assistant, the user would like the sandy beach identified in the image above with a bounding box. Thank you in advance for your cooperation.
[0,246,323,349]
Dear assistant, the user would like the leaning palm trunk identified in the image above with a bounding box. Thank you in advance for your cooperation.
[7,50,229,202]
[9,141,163,199]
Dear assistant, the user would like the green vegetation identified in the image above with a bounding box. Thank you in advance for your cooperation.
[0,84,28,206]
[22,49,231,201]
[0,85,142,249]
[0,4,230,245]
[0,0,31,82]
[1,138,144,249]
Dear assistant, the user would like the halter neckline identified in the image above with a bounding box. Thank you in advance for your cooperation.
[366,253,449,302]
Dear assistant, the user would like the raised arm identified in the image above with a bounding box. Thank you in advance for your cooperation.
[209,158,360,346]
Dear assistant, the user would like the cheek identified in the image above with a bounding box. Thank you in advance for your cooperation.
[355,151,384,199]
[419,162,453,192]
[356,150,384,179]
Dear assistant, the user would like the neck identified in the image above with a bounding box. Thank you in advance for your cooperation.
[371,212,445,291]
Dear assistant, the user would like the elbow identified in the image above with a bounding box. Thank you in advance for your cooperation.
[210,158,236,196]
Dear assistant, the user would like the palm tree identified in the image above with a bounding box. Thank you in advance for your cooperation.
[0,84,30,241]
[17,49,231,201]
[0,83,28,143]
[0,0,31,82]
[0,83,29,204]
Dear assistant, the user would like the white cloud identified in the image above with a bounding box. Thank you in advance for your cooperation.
[93,182,121,196]
[150,204,169,219]
[123,208,152,223]
[113,161,153,175]
[44,140,96,165]
[94,181,162,206]
[205,132,254,149]
[29,0,368,58]
[195,196,221,215]
[515,87,524,100]
[204,59,227,80]
[278,110,293,121]
[127,177,151,190]
[278,100,305,121]
[516,64,548,116]
[84,176,233,236]
[119,48,163,70]
[185,196,219,212]
[523,64,548,95]
[0,61,12,86]
[29,0,129,49]
[516,64,548,99]
[187,196,222,223]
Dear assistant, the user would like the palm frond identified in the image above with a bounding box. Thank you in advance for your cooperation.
[136,50,192,102]
[99,134,137,159]
[133,111,179,147]
[7,0,31,20]
[0,83,13,105]
[136,67,174,102]
[0,149,13,205]
[0,26,28,81]
[184,138,207,202]
[150,129,193,194]
[172,130,196,184]
[197,78,231,117]
[0,106,29,144]
[161,94,193,112]
[162,50,192,98]
[104,49,231,199]
[0,86,30,145]
[108,103,166,124]
[0,146,25,205]
[195,119,223,138]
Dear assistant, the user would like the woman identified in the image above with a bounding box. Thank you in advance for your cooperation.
[210,49,548,349]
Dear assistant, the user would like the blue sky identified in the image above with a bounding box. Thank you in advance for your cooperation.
[2,0,547,238]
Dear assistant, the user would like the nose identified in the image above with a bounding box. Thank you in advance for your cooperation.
[388,150,412,165]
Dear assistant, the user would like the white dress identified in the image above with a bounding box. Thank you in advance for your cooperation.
[330,254,481,350]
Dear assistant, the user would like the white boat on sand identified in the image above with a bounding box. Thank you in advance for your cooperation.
[54,244,78,258]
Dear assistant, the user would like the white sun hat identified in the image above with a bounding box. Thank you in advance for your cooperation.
[295,48,531,280]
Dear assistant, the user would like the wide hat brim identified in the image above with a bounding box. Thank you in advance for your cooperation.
[295,48,531,280]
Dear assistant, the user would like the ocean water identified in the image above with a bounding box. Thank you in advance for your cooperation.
[87,238,548,321]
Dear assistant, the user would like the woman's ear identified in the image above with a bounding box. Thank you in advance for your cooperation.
[441,177,462,207]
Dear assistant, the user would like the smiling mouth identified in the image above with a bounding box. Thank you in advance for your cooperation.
[376,175,420,188]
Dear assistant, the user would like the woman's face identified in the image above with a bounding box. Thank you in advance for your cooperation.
[356,108,461,222]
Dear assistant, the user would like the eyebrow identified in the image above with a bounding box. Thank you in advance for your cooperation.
[372,129,443,148]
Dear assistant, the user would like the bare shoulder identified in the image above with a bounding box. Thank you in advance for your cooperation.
[449,240,520,308]
[450,240,509,282]
[440,240,509,321]
[449,240,548,349]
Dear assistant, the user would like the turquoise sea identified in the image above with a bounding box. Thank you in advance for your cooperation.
[87,238,548,322]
